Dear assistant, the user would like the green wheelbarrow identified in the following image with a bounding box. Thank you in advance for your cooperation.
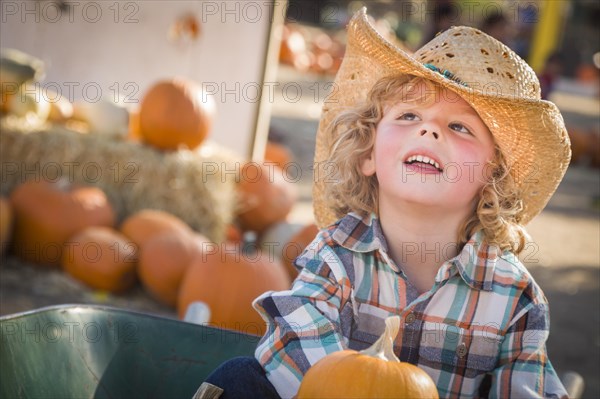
[0,304,259,398]
[1,304,585,399]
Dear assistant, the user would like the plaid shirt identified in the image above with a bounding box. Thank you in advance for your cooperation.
[253,212,568,398]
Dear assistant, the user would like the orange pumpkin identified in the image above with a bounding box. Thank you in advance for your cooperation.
[138,230,209,306]
[139,78,215,151]
[575,64,600,83]
[177,242,291,335]
[298,316,439,399]
[236,163,297,234]
[264,141,293,169]
[10,179,115,266]
[120,209,191,249]
[63,227,137,293]
[0,196,14,254]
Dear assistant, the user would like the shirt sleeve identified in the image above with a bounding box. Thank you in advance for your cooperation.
[252,237,352,399]
[488,302,569,398]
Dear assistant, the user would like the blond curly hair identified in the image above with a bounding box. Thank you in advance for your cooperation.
[325,74,528,254]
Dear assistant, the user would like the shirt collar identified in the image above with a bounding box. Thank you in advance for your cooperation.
[452,229,499,291]
[329,212,499,291]
[330,212,389,254]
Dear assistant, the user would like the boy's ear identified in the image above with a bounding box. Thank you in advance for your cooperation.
[360,149,376,176]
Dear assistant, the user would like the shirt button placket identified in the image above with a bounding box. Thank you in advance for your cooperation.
[401,311,420,364]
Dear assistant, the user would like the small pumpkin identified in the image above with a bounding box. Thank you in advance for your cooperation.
[177,240,291,336]
[298,316,439,399]
[264,141,293,169]
[138,230,209,306]
[10,179,115,266]
[139,78,216,151]
[575,64,600,83]
[120,209,191,249]
[63,226,137,293]
[0,196,14,255]
[236,163,297,234]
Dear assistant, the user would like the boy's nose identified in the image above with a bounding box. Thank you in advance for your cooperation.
[420,129,439,139]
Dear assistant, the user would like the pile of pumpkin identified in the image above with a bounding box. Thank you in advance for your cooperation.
[1,48,318,335]
[0,173,316,335]
[279,24,344,76]
[279,20,409,77]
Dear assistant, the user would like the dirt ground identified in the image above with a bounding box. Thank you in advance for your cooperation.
[1,164,599,397]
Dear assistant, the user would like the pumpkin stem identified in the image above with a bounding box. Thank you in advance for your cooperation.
[359,316,401,362]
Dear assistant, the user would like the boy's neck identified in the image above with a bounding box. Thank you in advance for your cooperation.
[378,199,471,293]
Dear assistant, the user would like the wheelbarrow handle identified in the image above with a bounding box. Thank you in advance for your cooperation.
[561,371,585,399]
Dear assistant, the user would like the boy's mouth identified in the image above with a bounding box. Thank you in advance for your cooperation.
[403,154,443,173]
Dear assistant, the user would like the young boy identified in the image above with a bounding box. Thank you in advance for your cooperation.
[202,8,571,399]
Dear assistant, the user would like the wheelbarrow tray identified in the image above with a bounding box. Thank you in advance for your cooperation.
[0,304,260,398]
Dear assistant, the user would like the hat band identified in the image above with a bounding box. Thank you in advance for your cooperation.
[423,63,468,87]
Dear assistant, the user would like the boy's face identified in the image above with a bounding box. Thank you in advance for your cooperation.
[361,82,495,214]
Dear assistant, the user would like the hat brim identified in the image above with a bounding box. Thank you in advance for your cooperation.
[313,8,571,228]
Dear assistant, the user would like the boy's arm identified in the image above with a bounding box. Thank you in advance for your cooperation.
[252,243,351,399]
[487,302,569,399]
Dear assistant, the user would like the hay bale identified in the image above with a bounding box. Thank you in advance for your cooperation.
[0,117,240,242]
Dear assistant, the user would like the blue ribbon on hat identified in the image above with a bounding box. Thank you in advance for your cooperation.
[423,63,468,87]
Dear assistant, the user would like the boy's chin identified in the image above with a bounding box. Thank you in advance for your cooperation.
[384,185,478,210]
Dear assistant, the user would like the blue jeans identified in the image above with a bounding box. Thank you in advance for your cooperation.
[203,356,281,399]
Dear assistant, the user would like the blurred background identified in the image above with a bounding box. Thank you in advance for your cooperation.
[1,0,599,397]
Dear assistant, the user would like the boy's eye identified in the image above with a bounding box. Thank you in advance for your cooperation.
[397,112,420,121]
[449,122,472,135]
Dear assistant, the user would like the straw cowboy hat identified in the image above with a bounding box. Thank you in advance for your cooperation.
[313,7,571,228]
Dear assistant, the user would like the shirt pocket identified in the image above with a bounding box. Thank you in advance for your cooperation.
[418,323,503,375]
